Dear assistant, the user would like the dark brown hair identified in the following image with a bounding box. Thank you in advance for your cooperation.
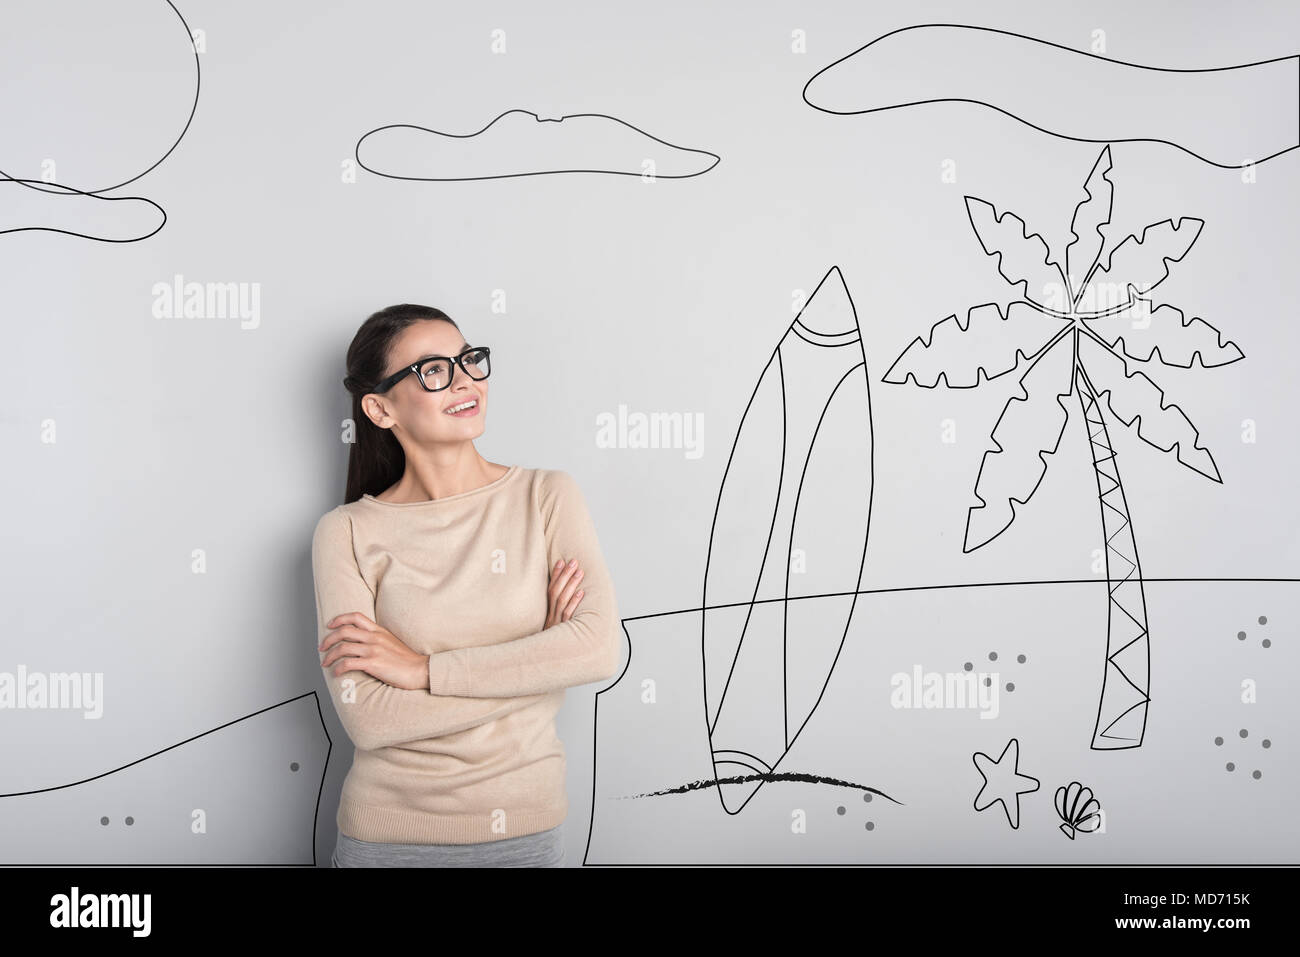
[341,303,460,504]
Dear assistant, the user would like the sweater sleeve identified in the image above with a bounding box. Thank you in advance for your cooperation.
[425,469,622,697]
[311,507,547,751]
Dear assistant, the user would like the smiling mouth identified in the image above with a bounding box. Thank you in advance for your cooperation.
[445,399,479,415]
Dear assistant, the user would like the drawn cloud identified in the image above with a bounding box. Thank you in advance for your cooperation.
[354,109,720,181]
[1,180,167,243]
[802,23,1300,168]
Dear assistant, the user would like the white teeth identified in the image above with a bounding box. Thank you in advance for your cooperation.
[446,400,477,414]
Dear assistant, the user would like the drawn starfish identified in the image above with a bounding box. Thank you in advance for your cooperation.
[972,737,1040,829]
[884,145,1245,750]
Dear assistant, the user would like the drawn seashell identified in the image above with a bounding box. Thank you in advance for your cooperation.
[1055,781,1102,839]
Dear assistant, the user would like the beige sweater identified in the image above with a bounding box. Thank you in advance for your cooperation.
[310,465,621,844]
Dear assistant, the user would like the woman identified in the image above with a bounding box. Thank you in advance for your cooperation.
[311,303,621,867]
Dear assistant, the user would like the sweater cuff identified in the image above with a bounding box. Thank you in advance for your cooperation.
[427,649,471,696]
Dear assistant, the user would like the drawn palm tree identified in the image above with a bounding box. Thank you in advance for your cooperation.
[883,145,1244,749]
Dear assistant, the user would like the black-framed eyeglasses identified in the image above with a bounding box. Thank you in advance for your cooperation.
[372,346,492,394]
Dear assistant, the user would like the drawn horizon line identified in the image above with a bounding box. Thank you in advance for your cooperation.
[627,576,1300,622]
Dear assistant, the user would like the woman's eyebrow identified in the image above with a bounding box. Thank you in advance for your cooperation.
[420,344,470,359]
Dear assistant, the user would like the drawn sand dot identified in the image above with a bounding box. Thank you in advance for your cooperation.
[1263,739,1271,748]
[984,677,992,687]
[1259,616,1267,625]
[290,762,300,772]
[1214,736,1224,746]
[1263,639,1271,648]
[1240,729,1249,739]
[1253,770,1262,779]
[1226,763,1235,772]
[988,652,998,662]
[863,793,873,803]
[1237,631,1246,641]
[963,662,973,672]
[1017,654,1026,664]
[1006,682,1015,692]
[125,816,134,825]
[865,821,875,831]
[100,817,109,825]
[836,806,846,816]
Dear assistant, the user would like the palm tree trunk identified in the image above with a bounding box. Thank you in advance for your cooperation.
[1075,359,1152,749]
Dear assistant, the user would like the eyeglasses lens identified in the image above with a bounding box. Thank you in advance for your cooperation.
[419,349,490,390]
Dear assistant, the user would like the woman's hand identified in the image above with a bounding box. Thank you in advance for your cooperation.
[546,558,585,628]
[320,612,430,690]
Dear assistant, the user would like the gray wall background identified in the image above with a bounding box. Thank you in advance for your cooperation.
[0,0,1295,864]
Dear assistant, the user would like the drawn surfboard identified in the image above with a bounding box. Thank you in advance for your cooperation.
[701,265,874,813]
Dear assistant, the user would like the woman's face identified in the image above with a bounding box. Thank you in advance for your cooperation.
[365,320,488,446]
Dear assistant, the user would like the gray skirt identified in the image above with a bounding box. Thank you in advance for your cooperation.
[330,823,565,867]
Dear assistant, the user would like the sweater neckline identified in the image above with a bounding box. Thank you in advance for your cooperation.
[361,464,520,507]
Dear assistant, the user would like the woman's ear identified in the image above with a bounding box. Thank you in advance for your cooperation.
[362,395,392,430]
